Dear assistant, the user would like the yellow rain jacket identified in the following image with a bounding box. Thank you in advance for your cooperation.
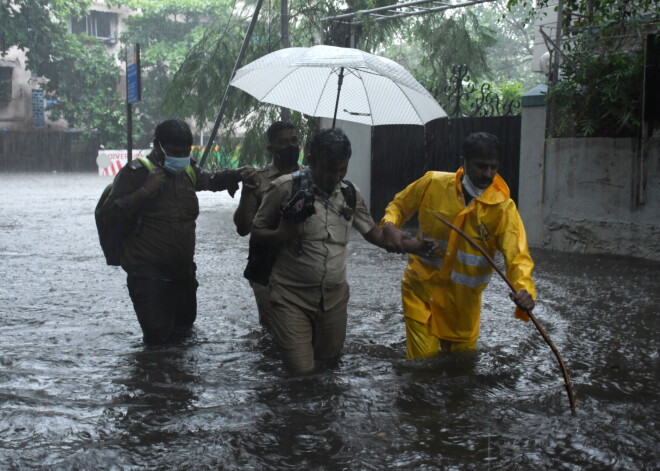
[381,169,535,343]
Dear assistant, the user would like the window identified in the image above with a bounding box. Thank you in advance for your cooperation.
[0,67,12,104]
[71,11,118,41]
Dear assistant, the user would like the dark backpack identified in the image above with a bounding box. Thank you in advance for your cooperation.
[244,168,357,285]
[94,158,196,266]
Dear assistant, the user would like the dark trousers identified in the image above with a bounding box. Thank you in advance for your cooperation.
[127,274,198,345]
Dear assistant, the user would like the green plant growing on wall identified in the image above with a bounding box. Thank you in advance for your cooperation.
[507,0,658,137]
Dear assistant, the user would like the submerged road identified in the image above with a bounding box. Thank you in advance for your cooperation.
[0,172,658,469]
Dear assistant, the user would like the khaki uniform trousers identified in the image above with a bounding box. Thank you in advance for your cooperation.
[269,284,349,374]
[250,281,272,326]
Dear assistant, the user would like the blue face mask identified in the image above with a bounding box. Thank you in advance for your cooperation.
[159,142,190,173]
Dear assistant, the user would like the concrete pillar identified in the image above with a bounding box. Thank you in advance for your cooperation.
[319,118,372,209]
[518,84,548,247]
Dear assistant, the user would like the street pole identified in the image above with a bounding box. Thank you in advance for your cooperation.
[127,102,132,163]
[553,0,564,83]
[126,43,141,163]
[280,0,291,121]
[199,0,264,168]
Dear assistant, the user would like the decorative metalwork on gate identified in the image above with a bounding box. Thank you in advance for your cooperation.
[438,64,521,118]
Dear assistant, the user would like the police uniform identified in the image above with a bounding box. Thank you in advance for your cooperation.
[239,162,300,325]
[253,173,374,373]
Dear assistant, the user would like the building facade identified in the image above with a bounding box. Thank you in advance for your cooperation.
[0,2,133,132]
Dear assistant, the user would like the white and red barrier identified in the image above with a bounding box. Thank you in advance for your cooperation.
[96,150,149,176]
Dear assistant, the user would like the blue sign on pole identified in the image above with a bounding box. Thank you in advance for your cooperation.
[126,44,141,104]
[31,90,45,127]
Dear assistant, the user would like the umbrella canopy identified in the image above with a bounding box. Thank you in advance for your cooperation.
[230,45,446,126]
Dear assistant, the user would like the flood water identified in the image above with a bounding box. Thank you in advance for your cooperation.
[0,172,658,470]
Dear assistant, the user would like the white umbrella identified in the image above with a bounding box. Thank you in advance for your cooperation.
[230,45,446,127]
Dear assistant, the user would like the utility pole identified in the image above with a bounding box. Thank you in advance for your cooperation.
[553,0,564,83]
[280,0,291,121]
[199,0,264,168]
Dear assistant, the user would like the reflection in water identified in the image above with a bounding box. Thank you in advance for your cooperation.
[0,173,658,469]
[115,345,199,448]
[250,374,349,470]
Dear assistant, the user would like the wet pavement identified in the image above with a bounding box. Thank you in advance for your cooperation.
[0,172,658,470]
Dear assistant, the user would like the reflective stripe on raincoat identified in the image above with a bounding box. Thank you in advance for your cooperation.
[381,169,536,343]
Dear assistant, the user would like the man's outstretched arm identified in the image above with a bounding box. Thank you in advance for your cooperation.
[362,224,438,258]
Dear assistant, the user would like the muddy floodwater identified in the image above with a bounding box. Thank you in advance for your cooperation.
[0,172,658,470]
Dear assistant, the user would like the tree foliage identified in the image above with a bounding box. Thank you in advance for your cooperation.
[473,1,536,87]
[1,0,126,145]
[0,0,92,75]
[2,0,540,154]
[116,0,235,146]
[507,0,659,137]
[164,0,534,164]
[382,12,495,106]
[44,36,126,145]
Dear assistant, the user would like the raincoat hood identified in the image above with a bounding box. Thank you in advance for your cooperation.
[456,167,510,206]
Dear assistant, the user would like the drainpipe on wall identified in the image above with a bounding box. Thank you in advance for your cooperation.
[634,35,652,209]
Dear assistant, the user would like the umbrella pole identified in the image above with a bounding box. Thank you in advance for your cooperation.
[331,67,345,129]
[432,213,577,410]
[200,0,264,168]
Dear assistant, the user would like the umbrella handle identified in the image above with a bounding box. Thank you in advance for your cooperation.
[431,213,577,410]
[332,67,345,129]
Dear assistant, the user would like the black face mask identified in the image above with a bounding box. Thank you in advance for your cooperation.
[276,145,300,167]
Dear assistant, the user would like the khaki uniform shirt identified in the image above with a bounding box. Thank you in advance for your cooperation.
[253,174,375,311]
[239,162,299,218]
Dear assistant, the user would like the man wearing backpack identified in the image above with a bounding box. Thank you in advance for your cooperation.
[251,128,430,373]
[101,119,258,345]
[233,121,302,327]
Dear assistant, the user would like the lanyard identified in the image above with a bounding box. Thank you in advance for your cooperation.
[313,187,342,215]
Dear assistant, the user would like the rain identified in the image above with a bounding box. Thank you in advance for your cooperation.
[1,172,659,469]
[1,0,659,469]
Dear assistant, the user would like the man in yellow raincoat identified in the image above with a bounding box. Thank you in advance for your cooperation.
[381,132,536,358]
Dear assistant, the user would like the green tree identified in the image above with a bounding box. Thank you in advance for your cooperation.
[474,1,537,88]
[381,11,495,113]
[162,0,320,165]
[507,0,659,136]
[0,0,91,74]
[164,0,528,164]
[45,36,126,146]
[1,0,126,146]
[117,0,238,147]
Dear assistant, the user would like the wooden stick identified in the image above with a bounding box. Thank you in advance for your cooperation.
[432,213,577,410]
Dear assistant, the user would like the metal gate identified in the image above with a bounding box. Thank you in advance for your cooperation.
[370,115,522,221]
[0,130,99,172]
